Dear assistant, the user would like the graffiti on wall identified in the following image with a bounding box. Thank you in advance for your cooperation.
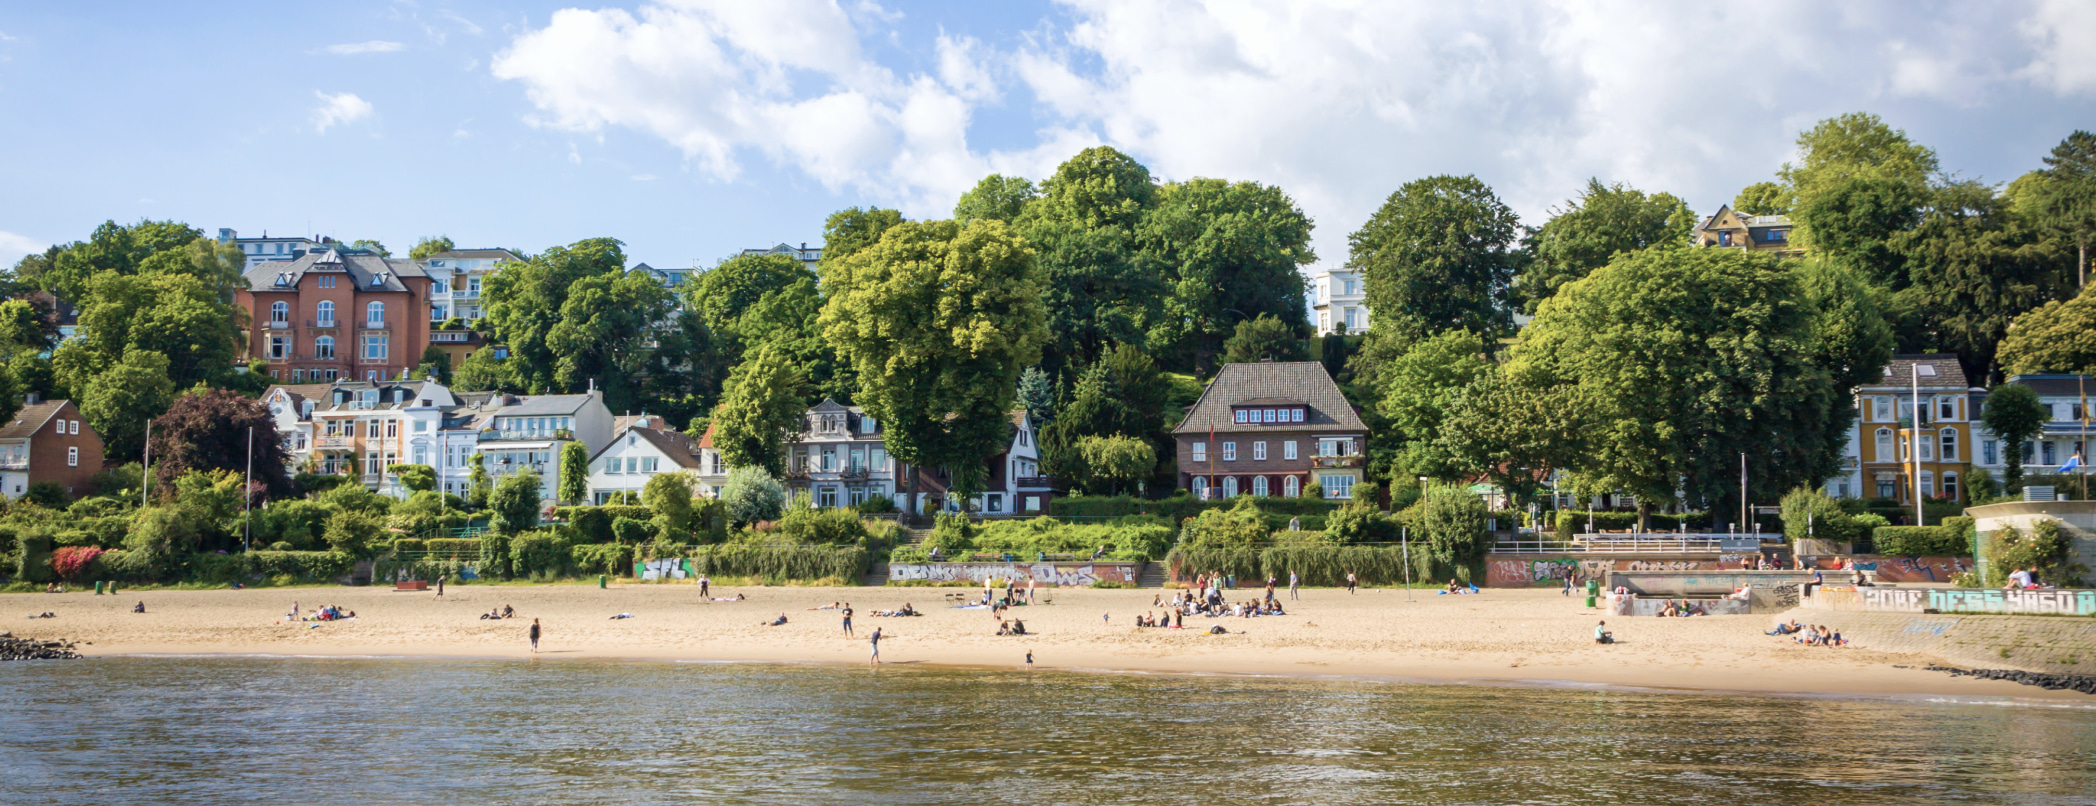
[1870,557,1971,583]
[1485,558,1616,587]
[887,563,1140,587]
[1831,587,2096,616]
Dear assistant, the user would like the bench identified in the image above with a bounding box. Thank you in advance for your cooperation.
[395,581,429,592]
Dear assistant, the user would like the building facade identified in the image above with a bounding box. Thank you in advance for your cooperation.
[902,410,1050,516]
[0,398,105,499]
[265,379,460,496]
[786,399,899,509]
[1310,267,1368,335]
[470,391,615,504]
[587,415,704,504]
[215,228,324,270]
[421,249,521,324]
[237,248,434,384]
[1971,374,2096,482]
[1172,360,1368,500]
[1693,205,1802,256]
[1831,354,1977,503]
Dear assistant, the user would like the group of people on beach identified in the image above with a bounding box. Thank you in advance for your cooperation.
[478,604,516,620]
[1766,619,1847,646]
[287,602,354,622]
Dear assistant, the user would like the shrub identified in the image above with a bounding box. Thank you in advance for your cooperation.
[568,507,613,544]
[489,470,542,535]
[721,466,787,525]
[1261,545,1425,587]
[1986,520,2081,587]
[295,473,354,496]
[1872,526,1967,557]
[50,545,102,581]
[642,473,696,528]
[853,494,898,515]
[480,533,512,579]
[1417,483,1488,572]
[244,551,355,581]
[1303,482,1323,500]
[686,544,869,582]
[510,531,572,579]
[1180,498,1270,547]
[925,513,976,555]
[1164,546,1262,583]
[692,498,728,543]
[22,481,70,509]
[323,510,387,559]
[890,546,931,563]
[1780,486,1863,545]
[572,542,636,577]
[777,505,870,545]
[123,508,197,579]
[612,517,654,545]
[424,538,482,560]
[392,538,427,555]
[1322,505,1395,544]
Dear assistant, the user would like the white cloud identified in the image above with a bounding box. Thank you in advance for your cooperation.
[311,91,374,132]
[2020,0,2096,94]
[491,0,2096,256]
[0,230,44,268]
[323,40,406,55]
[442,10,485,36]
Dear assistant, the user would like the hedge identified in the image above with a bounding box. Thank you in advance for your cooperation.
[1873,516,1974,557]
[573,543,635,577]
[423,538,482,560]
[686,544,869,582]
[1050,495,1338,525]
[510,532,571,579]
[189,551,357,584]
[391,538,427,555]
[1261,544,1432,587]
[15,533,53,583]
[1551,510,1781,541]
[1164,546,1263,583]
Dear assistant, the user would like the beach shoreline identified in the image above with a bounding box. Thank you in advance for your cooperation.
[14,583,2092,703]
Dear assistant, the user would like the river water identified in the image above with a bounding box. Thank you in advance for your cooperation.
[3,657,2094,804]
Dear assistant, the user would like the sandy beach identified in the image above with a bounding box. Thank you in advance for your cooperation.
[9,582,2084,702]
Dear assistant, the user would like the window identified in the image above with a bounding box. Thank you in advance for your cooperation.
[1222,442,1236,461]
[1983,440,1998,465]
[1292,409,1304,423]
[1319,313,1329,332]
[70,421,79,435]
[1939,398,1956,420]
[366,301,385,327]
[432,280,449,294]
[2043,441,2057,465]
[270,301,289,323]
[1321,474,1354,499]
[1192,442,1206,462]
[1877,478,1896,499]
[318,276,336,289]
[1871,397,1891,422]
[1235,410,1248,424]
[1919,471,1934,497]
[1253,442,1266,461]
[1943,472,1959,501]
[386,420,397,438]
[1221,477,1239,497]
[269,335,290,360]
[1874,428,1894,463]
[1719,231,1733,247]
[1192,476,1209,500]
[1284,440,1298,460]
[1342,279,1357,296]
[626,457,639,473]
[317,301,335,326]
[1939,428,1957,461]
[1344,308,1360,330]
[67,447,77,467]
[1025,496,1041,512]
[1919,434,1933,462]
[363,334,387,360]
[1253,476,1269,496]
[432,305,448,321]
[642,457,657,473]
[412,447,426,466]
[818,488,837,509]
[986,494,1003,514]
[1283,475,1300,497]
[871,448,886,472]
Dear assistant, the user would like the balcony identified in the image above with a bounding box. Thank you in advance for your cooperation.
[358,318,393,332]
[0,456,28,470]
[1015,475,1053,489]
[316,436,355,449]
[308,318,337,329]
[267,320,292,330]
[1312,455,1363,468]
[477,429,573,443]
[455,288,481,299]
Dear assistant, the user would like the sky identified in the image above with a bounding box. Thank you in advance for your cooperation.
[2,0,2094,275]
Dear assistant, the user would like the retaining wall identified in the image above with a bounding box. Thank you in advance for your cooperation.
[1804,586,2096,616]
[887,562,1141,586]
[1782,610,2096,675]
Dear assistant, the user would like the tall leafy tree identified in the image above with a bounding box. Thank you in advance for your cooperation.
[557,442,590,505]
[410,236,456,261]
[818,207,905,272]
[346,239,391,257]
[1018,147,1163,377]
[1350,175,1521,349]
[36,219,204,303]
[546,268,675,412]
[1039,344,1172,489]
[480,237,628,394]
[1890,180,2063,380]
[2028,130,2096,289]
[1016,366,1055,429]
[1508,247,1854,525]
[953,175,1038,224]
[683,252,847,401]
[1376,329,1493,482]
[1218,313,1308,365]
[54,270,242,397]
[1998,286,2096,376]
[1733,181,1791,216]
[1519,178,1691,314]
[145,387,292,498]
[712,342,809,477]
[821,219,1050,503]
[1980,383,2048,489]
[489,469,542,535]
[1143,177,1315,372]
[1781,112,1940,282]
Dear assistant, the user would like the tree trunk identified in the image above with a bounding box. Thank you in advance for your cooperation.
[1636,499,1649,533]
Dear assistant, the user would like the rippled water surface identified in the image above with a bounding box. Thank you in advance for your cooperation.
[3,657,2095,804]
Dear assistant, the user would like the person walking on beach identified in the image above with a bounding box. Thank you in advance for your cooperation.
[437,575,446,598]
[1025,650,1034,670]
[699,575,710,598]
[1289,571,1299,600]
[869,627,883,666]
[528,618,542,653]
[1345,571,1357,595]
[842,604,854,637]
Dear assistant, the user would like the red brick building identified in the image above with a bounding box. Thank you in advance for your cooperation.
[0,398,106,499]
[235,247,433,383]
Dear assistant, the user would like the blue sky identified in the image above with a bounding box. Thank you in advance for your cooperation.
[3,1,2094,274]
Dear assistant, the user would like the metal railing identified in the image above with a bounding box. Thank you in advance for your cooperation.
[0,457,27,470]
[1312,455,1363,468]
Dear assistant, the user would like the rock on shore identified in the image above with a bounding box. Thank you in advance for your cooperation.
[1927,665,2096,695]
[0,632,83,660]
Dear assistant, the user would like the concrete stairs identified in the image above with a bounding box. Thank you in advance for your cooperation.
[861,562,890,587]
[1136,562,1168,588]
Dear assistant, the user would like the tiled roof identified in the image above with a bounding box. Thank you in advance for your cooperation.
[1868,353,1970,390]
[632,427,704,469]
[427,249,522,261]
[491,393,597,416]
[2006,374,2096,397]
[0,401,67,440]
[697,422,716,449]
[242,249,426,293]
[1171,361,1365,435]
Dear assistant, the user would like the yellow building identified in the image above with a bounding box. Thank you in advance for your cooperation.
[1693,204,1803,257]
[1849,354,1976,504]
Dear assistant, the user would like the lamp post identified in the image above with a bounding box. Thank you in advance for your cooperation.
[1912,364,1936,527]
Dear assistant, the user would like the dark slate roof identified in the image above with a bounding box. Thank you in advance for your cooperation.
[1867,354,1969,390]
[0,400,68,440]
[632,427,704,469]
[1172,361,1365,435]
[426,249,522,261]
[243,248,426,293]
[2007,374,2096,397]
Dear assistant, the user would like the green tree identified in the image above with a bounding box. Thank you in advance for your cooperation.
[1781,112,1939,280]
[1039,346,1171,491]
[556,442,590,505]
[1890,180,2063,379]
[1508,247,1848,526]
[54,269,244,395]
[721,465,786,525]
[146,387,293,498]
[388,464,438,493]
[1219,313,1309,365]
[453,348,525,393]
[417,344,453,385]
[642,471,694,528]
[78,349,176,462]
[410,236,456,261]
[2030,131,2096,289]
[480,237,627,394]
[1076,434,1154,496]
[489,469,543,535]
[35,219,205,303]
[712,342,810,477]
[820,218,1050,503]
[1438,369,1580,507]
[1376,329,1493,481]
[546,262,674,413]
[1980,383,2048,490]
[1998,287,2096,376]
[1350,175,1521,348]
[323,509,387,558]
[1144,177,1315,372]
[1017,146,1163,376]
[1017,365,1055,428]
[1180,497,1269,547]
[1418,482,1489,579]
[1520,178,1691,313]
[468,454,491,509]
[819,207,906,272]
[347,239,391,257]
[953,174,1038,223]
[1323,504,1396,544]
[1733,181,1791,216]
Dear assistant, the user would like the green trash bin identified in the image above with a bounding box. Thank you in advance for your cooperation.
[94,580,104,595]
[598,575,607,589]
[1585,579,1600,609]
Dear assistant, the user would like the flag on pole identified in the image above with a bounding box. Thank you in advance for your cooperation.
[2063,453,2084,473]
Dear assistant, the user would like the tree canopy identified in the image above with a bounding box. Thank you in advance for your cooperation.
[1998,286,2096,376]
[1519,178,1691,314]
[1350,175,1521,349]
[145,387,291,499]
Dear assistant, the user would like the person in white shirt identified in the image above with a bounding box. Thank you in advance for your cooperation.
[2006,568,2034,589]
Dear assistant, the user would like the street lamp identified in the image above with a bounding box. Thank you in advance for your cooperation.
[1912,364,1936,528]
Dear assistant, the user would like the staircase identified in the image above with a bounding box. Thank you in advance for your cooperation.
[861,562,891,587]
[1135,561,1168,588]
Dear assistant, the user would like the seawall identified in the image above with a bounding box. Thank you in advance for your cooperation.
[1792,610,2096,676]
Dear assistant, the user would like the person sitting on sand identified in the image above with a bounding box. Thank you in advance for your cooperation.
[1594,621,1613,645]
[812,602,840,611]
[1767,619,1800,636]
[133,601,145,613]
[1011,619,1028,636]
[1209,624,1228,635]
[766,614,788,626]
[1446,579,1461,594]
[997,619,1012,636]
[502,605,514,619]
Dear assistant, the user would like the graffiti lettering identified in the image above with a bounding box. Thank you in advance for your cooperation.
[887,563,1138,587]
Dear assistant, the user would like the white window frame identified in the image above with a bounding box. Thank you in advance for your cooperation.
[1222,442,1236,462]
[1253,441,1267,461]
[1191,442,1206,462]
[1284,440,1298,460]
